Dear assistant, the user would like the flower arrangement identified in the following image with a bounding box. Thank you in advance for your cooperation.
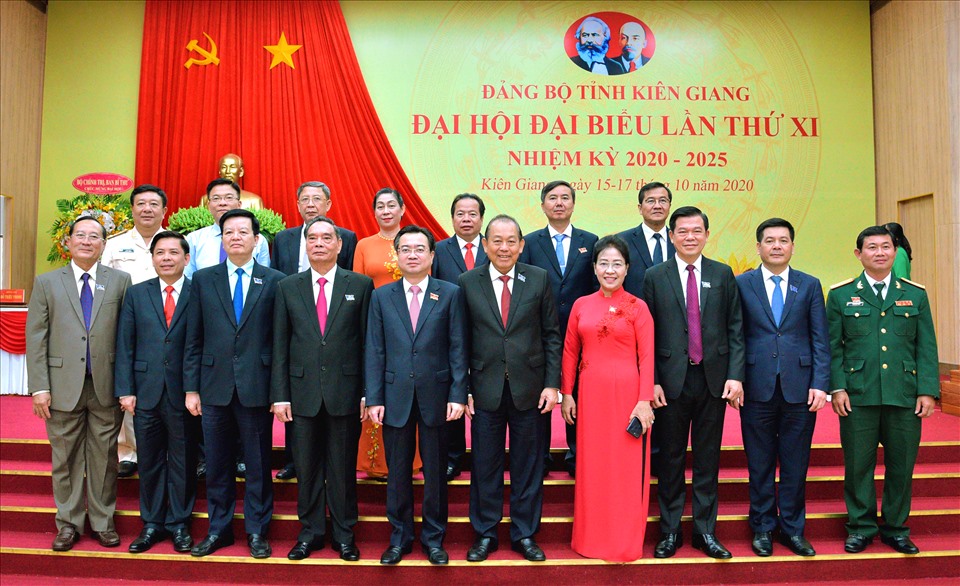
[167,205,286,243]
[47,194,133,264]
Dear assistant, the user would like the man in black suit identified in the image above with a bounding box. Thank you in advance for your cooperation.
[271,216,373,562]
[270,181,358,480]
[184,209,285,559]
[432,193,488,480]
[519,180,597,476]
[642,206,745,560]
[736,218,829,557]
[366,225,468,565]
[115,231,197,554]
[459,214,562,563]
[618,181,675,297]
[610,21,651,73]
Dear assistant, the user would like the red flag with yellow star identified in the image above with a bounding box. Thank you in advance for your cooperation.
[134,0,446,238]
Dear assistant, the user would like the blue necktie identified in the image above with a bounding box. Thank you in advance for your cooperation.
[652,233,664,265]
[554,234,566,276]
[771,275,784,326]
[233,268,245,323]
[80,273,93,373]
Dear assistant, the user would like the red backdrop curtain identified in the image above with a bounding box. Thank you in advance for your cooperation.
[134,0,446,239]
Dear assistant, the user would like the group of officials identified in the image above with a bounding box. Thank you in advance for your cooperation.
[27,178,939,563]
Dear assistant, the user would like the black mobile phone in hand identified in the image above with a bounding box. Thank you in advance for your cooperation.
[626,416,643,438]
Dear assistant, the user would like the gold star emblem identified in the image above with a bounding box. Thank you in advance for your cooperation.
[264,32,302,69]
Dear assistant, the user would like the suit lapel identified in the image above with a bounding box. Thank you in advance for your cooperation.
[213,264,236,326]
[506,265,530,331]
[698,260,711,310]
[389,281,415,341]
[565,229,586,282]
[665,258,687,321]
[475,243,488,266]
[476,266,504,331]
[445,240,467,274]
[90,265,109,326]
[750,269,777,326]
[325,268,350,334]
[296,271,323,338]
[413,279,441,340]
[168,279,191,331]
[857,273,881,309]
[881,278,902,312]
[148,278,167,329]
[237,263,266,328]
[666,235,676,260]
[633,227,655,269]
[59,266,85,326]
[535,231,563,278]
[781,270,800,323]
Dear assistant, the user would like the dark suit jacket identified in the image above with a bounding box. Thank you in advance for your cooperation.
[610,53,650,73]
[642,257,745,399]
[458,263,562,412]
[183,261,285,407]
[271,224,358,275]
[270,267,373,417]
[26,263,131,410]
[431,236,487,284]
[737,268,830,403]
[519,226,598,336]
[570,55,626,75]
[114,277,192,410]
[617,225,675,297]
[364,278,468,428]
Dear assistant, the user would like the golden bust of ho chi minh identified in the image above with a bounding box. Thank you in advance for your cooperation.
[209,153,263,210]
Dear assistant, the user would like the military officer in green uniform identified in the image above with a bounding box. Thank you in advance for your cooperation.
[826,225,939,555]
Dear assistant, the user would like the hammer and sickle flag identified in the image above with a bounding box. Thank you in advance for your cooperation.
[184,32,220,69]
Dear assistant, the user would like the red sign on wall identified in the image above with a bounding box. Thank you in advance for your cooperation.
[72,173,134,195]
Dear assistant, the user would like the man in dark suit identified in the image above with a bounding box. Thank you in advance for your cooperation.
[270,181,358,480]
[184,209,285,559]
[366,225,468,565]
[271,216,373,562]
[459,214,562,563]
[27,217,131,551]
[642,206,745,559]
[736,218,829,557]
[432,193,487,480]
[519,180,597,477]
[610,21,651,73]
[618,181,675,297]
[115,231,198,554]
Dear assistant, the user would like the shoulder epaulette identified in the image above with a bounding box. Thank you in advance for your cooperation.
[830,278,855,290]
[107,228,130,240]
[901,277,925,290]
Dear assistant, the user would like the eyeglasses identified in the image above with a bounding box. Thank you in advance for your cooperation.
[209,195,239,203]
[72,233,103,243]
[642,198,670,206]
[596,261,625,271]
[397,246,428,256]
[298,196,328,204]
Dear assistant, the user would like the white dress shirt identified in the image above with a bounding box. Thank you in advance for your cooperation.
[546,224,573,267]
[640,223,669,262]
[676,255,703,307]
[490,265,516,315]
[159,275,186,305]
[455,235,482,262]
[760,265,790,307]
[226,258,255,302]
[70,261,99,297]
[403,276,429,308]
[311,265,337,312]
[864,272,893,300]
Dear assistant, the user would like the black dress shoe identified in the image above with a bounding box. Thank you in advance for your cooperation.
[780,534,816,556]
[247,534,271,558]
[235,460,247,478]
[195,461,207,479]
[844,534,873,553]
[129,527,168,553]
[172,528,193,552]
[287,539,323,560]
[511,537,546,562]
[692,534,732,559]
[423,545,449,565]
[654,533,682,558]
[276,463,297,480]
[881,535,919,554]
[332,541,361,561]
[191,533,234,557]
[379,544,412,565]
[446,463,461,481]
[751,531,773,557]
[118,461,138,478]
[466,536,498,562]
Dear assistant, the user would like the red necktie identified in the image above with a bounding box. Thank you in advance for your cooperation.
[163,285,175,327]
[499,275,511,328]
[629,61,637,72]
[316,277,328,335]
[686,265,703,363]
[464,242,475,270]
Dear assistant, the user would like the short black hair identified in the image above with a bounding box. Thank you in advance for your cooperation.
[540,180,576,203]
[69,216,107,239]
[149,230,189,254]
[484,214,523,240]
[638,181,672,204]
[131,184,167,207]
[206,178,240,197]
[756,217,795,242]
[373,188,404,209]
[394,225,436,253]
[856,225,893,250]
[304,215,340,239]
[669,206,709,231]
[218,208,260,235]
[593,234,630,265]
[450,193,485,218]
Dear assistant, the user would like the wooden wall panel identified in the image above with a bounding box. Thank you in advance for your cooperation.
[0,0,46,299]
[872,0,960,366]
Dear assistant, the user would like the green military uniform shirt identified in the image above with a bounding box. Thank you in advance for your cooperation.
[826,271,939,407]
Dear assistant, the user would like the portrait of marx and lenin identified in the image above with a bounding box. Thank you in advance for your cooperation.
[565,12,655,75]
